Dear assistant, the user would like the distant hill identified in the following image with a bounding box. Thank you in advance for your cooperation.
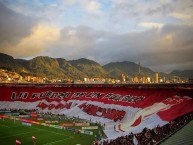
[170,70,193,78]
[103,61,155,78]
[16,59,29,70]
[27,56,68,78]
[69,58,109,78]
[57,58,87,79]
[1,53,191,80]
[17,56,67,78]
[0,53,26,73]
[16,57,87,79]
[0,53,109,79]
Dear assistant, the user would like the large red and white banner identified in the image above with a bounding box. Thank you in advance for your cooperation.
[0,85,193,139]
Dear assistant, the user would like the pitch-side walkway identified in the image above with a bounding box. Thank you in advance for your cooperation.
[160,120,193,145]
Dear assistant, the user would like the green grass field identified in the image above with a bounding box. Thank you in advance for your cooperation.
[0,118,96,145]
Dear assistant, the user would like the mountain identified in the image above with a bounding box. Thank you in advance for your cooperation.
[0,53,26,73]
[1,53,191,80]
[16,57,87,79]
[170,70,193,78]
[17,56,67,78]
[1,53,109,79]
[27,56,68,78]
[103,61,155,78]
[69,58,109,78]
[16,59,29,68]
[57,58,87,79]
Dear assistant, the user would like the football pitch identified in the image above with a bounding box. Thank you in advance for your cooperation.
[0,119,95,145]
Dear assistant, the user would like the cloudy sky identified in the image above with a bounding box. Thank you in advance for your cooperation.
[0,0,193,72]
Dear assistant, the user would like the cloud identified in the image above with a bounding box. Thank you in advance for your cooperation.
[42,24,193,72]
[110,0,193,25]
[64,0,77,5]
[85,1,101,14]
[63,0,102,15]
[139,22,164,29]
[170,12,193,21]
[0,2,37,44]
[1,24,60,58]
[1,22,192,72]
[44,26,107,59]
[136,24,193,71]
[0,0,65,27]
[110,0,163,20]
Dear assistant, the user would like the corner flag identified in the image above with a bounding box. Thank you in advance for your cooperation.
[15,139,21,145]
[32,136,36,140]
[32,136,36,145]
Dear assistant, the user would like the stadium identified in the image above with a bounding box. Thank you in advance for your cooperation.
[1,0,193,144]
[0,83,193,145]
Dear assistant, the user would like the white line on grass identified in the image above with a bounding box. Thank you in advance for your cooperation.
[1,121,72,142]
[0,131,41,139]
[15,123,66,136]
[27,126,67,136]
[42,136,73,145]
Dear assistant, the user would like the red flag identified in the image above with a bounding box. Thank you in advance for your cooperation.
[15,139,21,145]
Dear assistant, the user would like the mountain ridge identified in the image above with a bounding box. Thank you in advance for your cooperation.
[0,53,192,80]
[103,61,155,78]
[169,70,193,78]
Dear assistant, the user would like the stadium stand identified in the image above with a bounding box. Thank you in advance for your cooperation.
[0,83,193,144]
[91,112,193,145]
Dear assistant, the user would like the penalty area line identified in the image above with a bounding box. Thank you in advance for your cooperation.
[42,136,73,145]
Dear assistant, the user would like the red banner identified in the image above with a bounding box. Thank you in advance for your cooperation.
[1,85,192,107]
[0,85,193,136]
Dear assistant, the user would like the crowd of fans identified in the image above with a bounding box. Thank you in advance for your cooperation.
[1,109,193,145]
[92,112,193,145]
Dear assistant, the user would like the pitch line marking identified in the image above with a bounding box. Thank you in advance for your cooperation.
[43,136,73,145]
[0,130,41,139]
[16,123,68,136]
[1,121,71,141]
[30,126,67,136]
